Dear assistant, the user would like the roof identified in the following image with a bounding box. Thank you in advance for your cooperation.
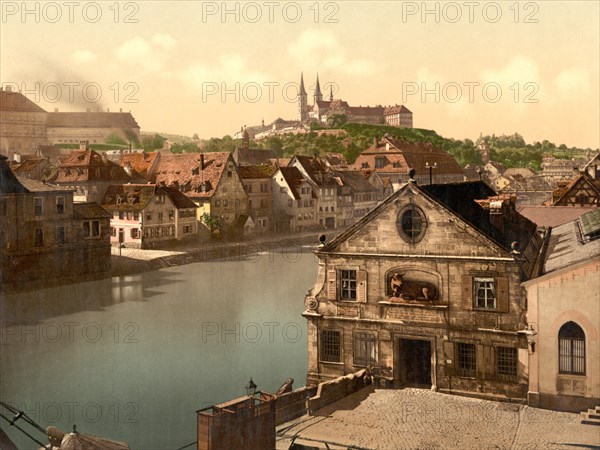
[17,176,72,193]
[160,185,198,209]
[0,89,46,112]
[120,151,160,179]
[13,157,47,173]
[60,428,130,450]
[544,213,600,273]
[579,208,600,240]
[55,149,133,183]
[46,112,139,129]
[321,181,541,275]
[238,165,277,179]
[384,104,412,115]
[335,170,378,194]
[232,147,277,166]
[517,206,596,227]
[353,137,463,176]
[0,155,28,193]
[155,152,230,199]
[278,166,306,200]
[73,202,111,219]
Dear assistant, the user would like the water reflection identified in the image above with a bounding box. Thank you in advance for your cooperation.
[1,247,317,450]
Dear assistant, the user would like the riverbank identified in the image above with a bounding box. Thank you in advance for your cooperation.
[1,230,325,294]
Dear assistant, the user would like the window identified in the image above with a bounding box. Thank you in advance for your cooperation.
[155,195,165,204]
[320,330,341,363]
[248,200,253,208]
[559,322,585,375]
[34,197,43,215]
[131,228,140,239]
[111,227,116,236]
[169,210,174,220]
[288,200,293,207]
[340,269,357,300]
[260,183,268,193]
[353,332,377,366]
[55,226,66,244]
[397,205,427,244]
[246,185,252,193]
[91,220,100,236]
[223,200,228,207]
[133,212,139,221]
[119,211,125,220]
[126,211,132,220]
[184,225,192,234]
[375,158,385,168]
[456,343,476,377]
[158,212,163,220]
[227,170,232,178]
[215,200,221,207]
[34,228,44,247]
[83,221,100,237]
[474,277,496,309]
[83,221,90,237]
[56,196,65,214]
[496,347,517,381]
[146,212,152,221]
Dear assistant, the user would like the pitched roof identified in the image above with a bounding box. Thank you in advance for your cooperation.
[516,206,596,227]
[384,105,412,115]
[73,202,111,219]
[322,181,538,260]
[544,214,600,273]
[0,155,29,193]
[238,165,277,179]
[0,89,46,112]
[13,157,47,173]
[161,185,198,209]
[120,151,160,179]
[233,147,277,166]
[55,149,133,182]
[155,152,230,199]
[46,112,139,129]
[335,170,378,194]
[278,166,306,200]
[17,177,72,193]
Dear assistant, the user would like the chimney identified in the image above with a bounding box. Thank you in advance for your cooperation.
[79,140,88,151]
[54,108,59,112]
[119,108,123,113]
[486,195,517,233]
[106,108,110,112]
[101,153,108,164]
[373,137,377,146]
[489,200,504,233]
[13,151,21,163]
[124,162,133,176]
[200,153,205,170]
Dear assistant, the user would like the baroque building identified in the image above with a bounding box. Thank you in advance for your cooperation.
[302,178,545,402]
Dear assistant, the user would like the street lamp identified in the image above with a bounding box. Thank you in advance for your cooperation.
[521,324,538,353]
[425,162,437,185]
[245,378,257,397]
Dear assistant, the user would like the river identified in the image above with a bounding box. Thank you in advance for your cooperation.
[0,246,318,449]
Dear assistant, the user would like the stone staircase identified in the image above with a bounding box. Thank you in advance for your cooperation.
[581,405,600,425]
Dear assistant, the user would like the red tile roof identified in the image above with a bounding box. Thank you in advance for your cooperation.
[120,152,160,180]
[239,165,277,179]
[155,152,231,199]
[55,149,132,182]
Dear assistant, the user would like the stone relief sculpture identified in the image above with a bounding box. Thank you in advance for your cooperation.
[388,271,438,302]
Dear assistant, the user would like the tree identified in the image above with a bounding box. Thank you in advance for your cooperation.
[171,142,200,153]
[141,134,166,152]
[104,132,127,146]
[202,213,222,234]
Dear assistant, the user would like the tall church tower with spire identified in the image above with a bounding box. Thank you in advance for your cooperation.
[298,73,308,123]
[314,73,323,104]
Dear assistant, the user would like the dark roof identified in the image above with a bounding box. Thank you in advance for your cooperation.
[335,170,378,194]
[278,166,305,200]
[421,182,537,252]
[0,89,46,112]
[73,202,111,219]
[233,147,277,166]
[239,165,277,179]
[0,155,28,193]
[101,184,156,211]
[17,177,72,193]
[13,157,47,173]
[384,105,412,115]
[46,112,139,129]
[161,186,198,209]
[544,216,600,273]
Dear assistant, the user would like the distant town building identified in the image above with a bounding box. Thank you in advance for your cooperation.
[299,74,413,127]
[101,184,197,248]
[1,155,111,286]
[239,165,277,233]
[0,87,142,158]
[155,152,249,236]
[303,179,544,403]
[351,136,465,188]
[271,166,317,232]
[550,152,600,206]
[53,141,136,203]
[524,208,600,412]
[541,155,589,181]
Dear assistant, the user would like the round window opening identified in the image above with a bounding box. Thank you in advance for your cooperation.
[397,205,427,243]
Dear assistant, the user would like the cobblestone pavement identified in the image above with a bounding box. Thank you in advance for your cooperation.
[276,388,600,450]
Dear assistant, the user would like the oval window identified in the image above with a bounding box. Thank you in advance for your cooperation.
[397,205,427,243]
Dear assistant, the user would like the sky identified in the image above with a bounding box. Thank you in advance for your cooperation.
[1,1,599,148]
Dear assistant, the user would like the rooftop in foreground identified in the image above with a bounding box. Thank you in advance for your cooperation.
[276,388,600,450]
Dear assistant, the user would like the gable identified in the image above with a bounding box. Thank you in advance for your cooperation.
[329,183,510,259]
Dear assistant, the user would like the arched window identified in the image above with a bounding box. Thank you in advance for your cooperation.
[558,322,585,375]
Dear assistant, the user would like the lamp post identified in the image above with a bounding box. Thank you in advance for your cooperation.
[245,378,257,397]
[425,162,437,185]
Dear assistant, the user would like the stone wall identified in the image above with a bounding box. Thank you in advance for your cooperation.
[308,369,372,414]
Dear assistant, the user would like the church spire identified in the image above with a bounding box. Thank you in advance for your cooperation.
[299,72,307,95]
[314,73,323,103]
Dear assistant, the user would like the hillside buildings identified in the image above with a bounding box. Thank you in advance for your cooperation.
[302,178,544,402]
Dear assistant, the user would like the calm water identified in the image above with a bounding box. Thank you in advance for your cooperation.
[0,247,318,449]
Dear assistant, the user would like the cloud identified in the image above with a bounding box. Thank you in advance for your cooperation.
[71,50,98,64]
[553,68,590,99]
[288,30,382,77]
[116,34,176,72]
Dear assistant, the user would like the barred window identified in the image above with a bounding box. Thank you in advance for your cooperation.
[496,347,517,381]
[353,332,377,366]
[456,343,476,377]
[559,322,585,375]
[474,277,496,309]
[320,330,341,363]
[340,270,357,300]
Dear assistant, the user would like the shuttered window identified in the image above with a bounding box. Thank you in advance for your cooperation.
[340,270,357,300]
[353,332,377,366]
[559,322,585,375]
